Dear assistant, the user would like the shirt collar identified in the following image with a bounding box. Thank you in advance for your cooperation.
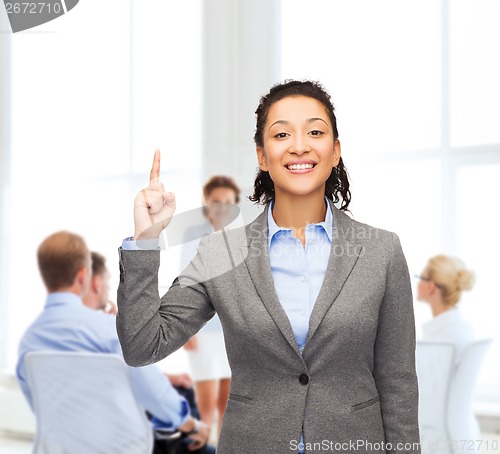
[45,292,83,308]
[267,196,334,247]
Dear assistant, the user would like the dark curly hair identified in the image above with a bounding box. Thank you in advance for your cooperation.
[249,80,351,211]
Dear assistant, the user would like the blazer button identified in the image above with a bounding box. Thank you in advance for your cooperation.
[299,374,309,385]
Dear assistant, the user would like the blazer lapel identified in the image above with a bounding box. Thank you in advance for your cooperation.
[240,203,305,360]
[304,199,363,348]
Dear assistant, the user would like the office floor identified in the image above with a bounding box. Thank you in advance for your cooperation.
[2,432,500,454]
[0,434,33,454]
[0,414,221,453]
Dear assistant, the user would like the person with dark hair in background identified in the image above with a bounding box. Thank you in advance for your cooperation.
[83,251,117,314]
[182,176,240,439]
[85,250,210,452]
[118,80,421,453]
[85,251,192,388]
[16,232,214,454]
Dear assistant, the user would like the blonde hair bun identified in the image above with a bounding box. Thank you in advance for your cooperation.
[427,254,474,307]
[456,269,475,292]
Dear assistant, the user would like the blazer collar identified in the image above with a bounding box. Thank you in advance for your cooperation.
[240,198,363,359]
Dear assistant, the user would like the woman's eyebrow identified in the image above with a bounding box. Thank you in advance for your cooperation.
[268,117,329,132]
[308,117,329,126]
[268,120,289,131]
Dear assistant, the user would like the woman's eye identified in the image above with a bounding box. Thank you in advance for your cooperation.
[274,132,288,139]
[309,130,324,136]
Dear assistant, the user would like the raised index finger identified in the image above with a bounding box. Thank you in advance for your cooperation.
[150,149,161,183]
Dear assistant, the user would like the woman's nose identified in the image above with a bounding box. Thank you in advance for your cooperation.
[288,135,311,154]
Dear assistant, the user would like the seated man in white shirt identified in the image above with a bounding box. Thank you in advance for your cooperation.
[16,231,214,454]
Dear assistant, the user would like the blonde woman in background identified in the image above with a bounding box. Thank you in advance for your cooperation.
[416,255,475,364]
[181,176,241,438]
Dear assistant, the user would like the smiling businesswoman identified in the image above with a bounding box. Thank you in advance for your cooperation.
[117,80,421,454]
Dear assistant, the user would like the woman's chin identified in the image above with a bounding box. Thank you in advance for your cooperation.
[275,185,325,199]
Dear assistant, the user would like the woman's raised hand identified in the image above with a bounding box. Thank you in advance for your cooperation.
[133,150,176,240]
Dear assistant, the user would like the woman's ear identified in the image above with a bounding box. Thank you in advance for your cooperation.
[332,139,341,168]
[256,147,268,171]
[429,281,440,295]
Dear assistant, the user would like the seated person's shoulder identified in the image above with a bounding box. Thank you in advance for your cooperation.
[81,306,121,344]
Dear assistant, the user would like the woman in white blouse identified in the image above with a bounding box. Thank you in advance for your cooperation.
[416,254,475,364]
[182,176,241,438]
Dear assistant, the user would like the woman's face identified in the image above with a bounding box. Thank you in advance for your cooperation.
[417,267,432,302]
[205,187,237,228]
[256,95,341,199]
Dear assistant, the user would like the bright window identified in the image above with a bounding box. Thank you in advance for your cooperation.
[3,0,202,370]
[280,0,500,398]
[280,0,442,154]
[450,0,500,146]
[456,164,500,393]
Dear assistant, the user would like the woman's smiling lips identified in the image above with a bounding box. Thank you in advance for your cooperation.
[284,159,317,174]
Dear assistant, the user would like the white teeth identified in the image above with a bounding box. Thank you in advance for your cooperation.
[287,163,314,170]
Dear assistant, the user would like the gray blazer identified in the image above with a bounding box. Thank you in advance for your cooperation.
[117,198,420,454]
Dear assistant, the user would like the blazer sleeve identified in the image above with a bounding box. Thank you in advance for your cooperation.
[116,234,216,367]
[373,233,421,453]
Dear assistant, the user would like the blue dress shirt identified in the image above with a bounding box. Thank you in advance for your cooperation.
[267,197,333,353]
[267,197,333,453]
[16,292,190,429]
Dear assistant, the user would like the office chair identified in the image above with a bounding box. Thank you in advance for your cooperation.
[25,351,154,454]
[448,339,493,454]
[416,342,455,454]
[416,339,493,454]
